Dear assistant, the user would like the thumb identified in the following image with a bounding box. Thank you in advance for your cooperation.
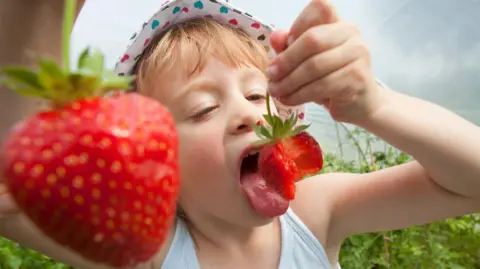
[290,0,339,40]
[0,184,19,216]
[270,30,290,54]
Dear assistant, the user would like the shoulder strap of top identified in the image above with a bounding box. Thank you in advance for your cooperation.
[162,218,201,269]
[282,208,333,267]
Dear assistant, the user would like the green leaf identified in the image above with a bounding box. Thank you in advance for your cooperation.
[251,139,270,147]
[100,71,134,92]
[37,58,64,79]
[291,114,298,127]
[271,115,282,137]
[12,88,51,98]
[277,122,288,137]
[0,80,49,98]
[253,124,273,140]
[253,124,265,139]
[259,124,272,139]
[0,66,44,90]
[284,117,296,135]
[37,58,67,97]
[7,256,22,269]
[284,116,293,131]
[263,114,274,126]
[292,124,310,135]
[68,72,100,98]
[78,47,105,74]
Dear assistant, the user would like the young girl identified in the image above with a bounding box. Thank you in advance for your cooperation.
[1,0,480,268]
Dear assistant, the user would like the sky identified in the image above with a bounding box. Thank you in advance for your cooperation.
[72,0,480,157]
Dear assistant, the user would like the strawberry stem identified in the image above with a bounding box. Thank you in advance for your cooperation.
[62,0,76,72]
[266,92,273,118]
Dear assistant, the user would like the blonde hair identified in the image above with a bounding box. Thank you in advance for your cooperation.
[133,18,270,94]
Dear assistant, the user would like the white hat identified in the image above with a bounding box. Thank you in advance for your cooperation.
[113,0,306,122]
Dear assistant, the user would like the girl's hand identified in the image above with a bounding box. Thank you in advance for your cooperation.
[267,0,385,124]
[0,181,18,219]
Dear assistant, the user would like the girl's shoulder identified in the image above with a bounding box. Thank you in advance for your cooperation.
[289,173,346,249]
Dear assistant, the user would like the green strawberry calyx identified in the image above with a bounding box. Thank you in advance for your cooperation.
[252,93,310,147]
[0,0,133,109]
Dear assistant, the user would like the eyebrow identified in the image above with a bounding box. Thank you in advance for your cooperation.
[172,78,220,103]
[240,68,267,82]
[171,68,266,103]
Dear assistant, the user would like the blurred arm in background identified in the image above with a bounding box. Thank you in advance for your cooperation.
[0,0,85,140]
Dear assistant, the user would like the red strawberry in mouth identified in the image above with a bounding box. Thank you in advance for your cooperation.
[238,147,290,218]
[0,46,180,266]
[274,131,323,182]
[241,94,323,218]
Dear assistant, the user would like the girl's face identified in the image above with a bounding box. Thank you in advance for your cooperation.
[151,58,277,227]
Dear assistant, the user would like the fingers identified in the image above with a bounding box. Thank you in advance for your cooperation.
[278,58,369,107]
[269,35,362,97]
[289,0,339,41]
[267,21,358,83]
[0,184,18,216]
[265,0,377,124]
[266,0,344,82]
[269,27,365,98]
[270,30,290,54]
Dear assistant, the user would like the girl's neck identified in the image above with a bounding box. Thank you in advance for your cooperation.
[184,214,282,257]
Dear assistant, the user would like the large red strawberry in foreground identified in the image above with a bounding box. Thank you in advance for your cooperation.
[253,96,323,200]
[0,3,180,265]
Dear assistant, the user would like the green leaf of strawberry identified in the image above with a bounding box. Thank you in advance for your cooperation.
[254,93,324,200]
[0,67,44,90]
[38,58,65,78]
[0,0,180,267]
[78,47,105,73]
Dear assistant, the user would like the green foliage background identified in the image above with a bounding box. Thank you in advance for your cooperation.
[0,125,479,268]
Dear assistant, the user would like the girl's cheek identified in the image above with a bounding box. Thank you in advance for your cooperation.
[178,129,224,169]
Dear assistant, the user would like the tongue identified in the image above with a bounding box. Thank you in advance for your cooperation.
[240,172,289,218]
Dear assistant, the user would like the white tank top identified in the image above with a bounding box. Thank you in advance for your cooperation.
[161,207,339,268]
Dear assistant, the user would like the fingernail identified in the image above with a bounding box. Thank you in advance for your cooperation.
[266,65,279,80]
[287,36,295,46]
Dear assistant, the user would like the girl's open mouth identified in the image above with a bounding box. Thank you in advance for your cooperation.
[240,150,260,178]
[238,148,289,218]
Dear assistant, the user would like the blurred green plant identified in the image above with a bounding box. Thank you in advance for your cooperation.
[0,124,478,268]
[0,238,72,269]
[330,123,480,269]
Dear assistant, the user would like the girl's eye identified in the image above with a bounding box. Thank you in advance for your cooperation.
[190,106,218,121]
[247,94,266,102]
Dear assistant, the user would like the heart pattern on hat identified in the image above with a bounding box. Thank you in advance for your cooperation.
[113,0,305,123]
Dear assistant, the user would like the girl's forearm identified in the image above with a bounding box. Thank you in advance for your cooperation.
[357,85,480,198]
[0,0,85,140]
